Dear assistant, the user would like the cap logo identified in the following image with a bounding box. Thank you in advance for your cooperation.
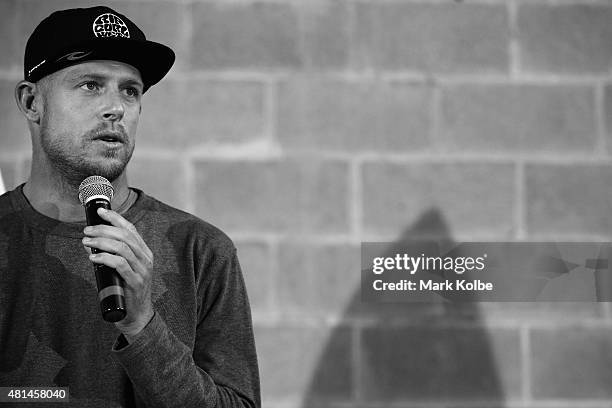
[92,13,130,39]
[56,51,93,62]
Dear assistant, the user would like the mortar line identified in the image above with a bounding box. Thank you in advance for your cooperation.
[346,0,357,70]
[595,81,609,156]
[515,160,526,240]
[265,77,279,150]
[350,159,363,241]
[351,324,362,403]
[268,235,281,322]
[430,79,442,156]
[508,0,520,79]
[521,325,532,403]
[184,157,195,215]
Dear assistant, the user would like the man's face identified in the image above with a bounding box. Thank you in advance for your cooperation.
[37,60,143,185]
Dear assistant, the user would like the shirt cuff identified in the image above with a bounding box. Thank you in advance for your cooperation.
[109,310,219,407]
[112,311,162,352]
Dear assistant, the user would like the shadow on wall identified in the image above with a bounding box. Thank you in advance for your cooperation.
[301,208,516,407]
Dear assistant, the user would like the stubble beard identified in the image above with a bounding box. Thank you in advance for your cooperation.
[39,117,134,189]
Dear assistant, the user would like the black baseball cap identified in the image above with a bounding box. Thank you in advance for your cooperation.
[24,6,175,93]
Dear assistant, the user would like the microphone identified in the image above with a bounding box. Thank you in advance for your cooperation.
[78,175,127,323]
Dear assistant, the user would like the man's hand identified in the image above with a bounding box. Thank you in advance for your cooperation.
[82,207,154,337]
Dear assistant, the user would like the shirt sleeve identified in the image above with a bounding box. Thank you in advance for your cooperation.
[111,243,261,408]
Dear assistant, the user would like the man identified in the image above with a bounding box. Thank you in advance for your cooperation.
[0,6,260,407]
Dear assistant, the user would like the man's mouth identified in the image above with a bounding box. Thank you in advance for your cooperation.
[93,133,124,144]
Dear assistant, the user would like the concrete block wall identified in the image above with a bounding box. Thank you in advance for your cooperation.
[1,0,612,407]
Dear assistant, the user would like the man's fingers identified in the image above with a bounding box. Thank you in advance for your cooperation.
[83,237,139,270]
[97,207,135,232]
[97,208,149,250]
[84,225,149,264]
[84,224,136,246]
[85,209,153,264]
[89,252,144,288]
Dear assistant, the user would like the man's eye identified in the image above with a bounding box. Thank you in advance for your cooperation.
[81,81,99,91]
[125,87,140,98]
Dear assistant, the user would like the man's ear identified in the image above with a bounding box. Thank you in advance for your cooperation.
[15,81,42,124]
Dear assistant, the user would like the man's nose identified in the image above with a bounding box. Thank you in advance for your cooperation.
[100,90,125,122]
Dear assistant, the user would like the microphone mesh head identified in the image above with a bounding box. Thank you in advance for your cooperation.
[78,175,114,205]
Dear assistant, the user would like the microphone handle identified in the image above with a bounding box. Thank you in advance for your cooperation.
[85,198,127,322]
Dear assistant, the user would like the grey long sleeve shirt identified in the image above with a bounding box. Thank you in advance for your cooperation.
[0,185,260,408]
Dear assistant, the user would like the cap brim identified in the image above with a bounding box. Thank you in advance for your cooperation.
[33,38,175,93]
[87,39,175,92]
